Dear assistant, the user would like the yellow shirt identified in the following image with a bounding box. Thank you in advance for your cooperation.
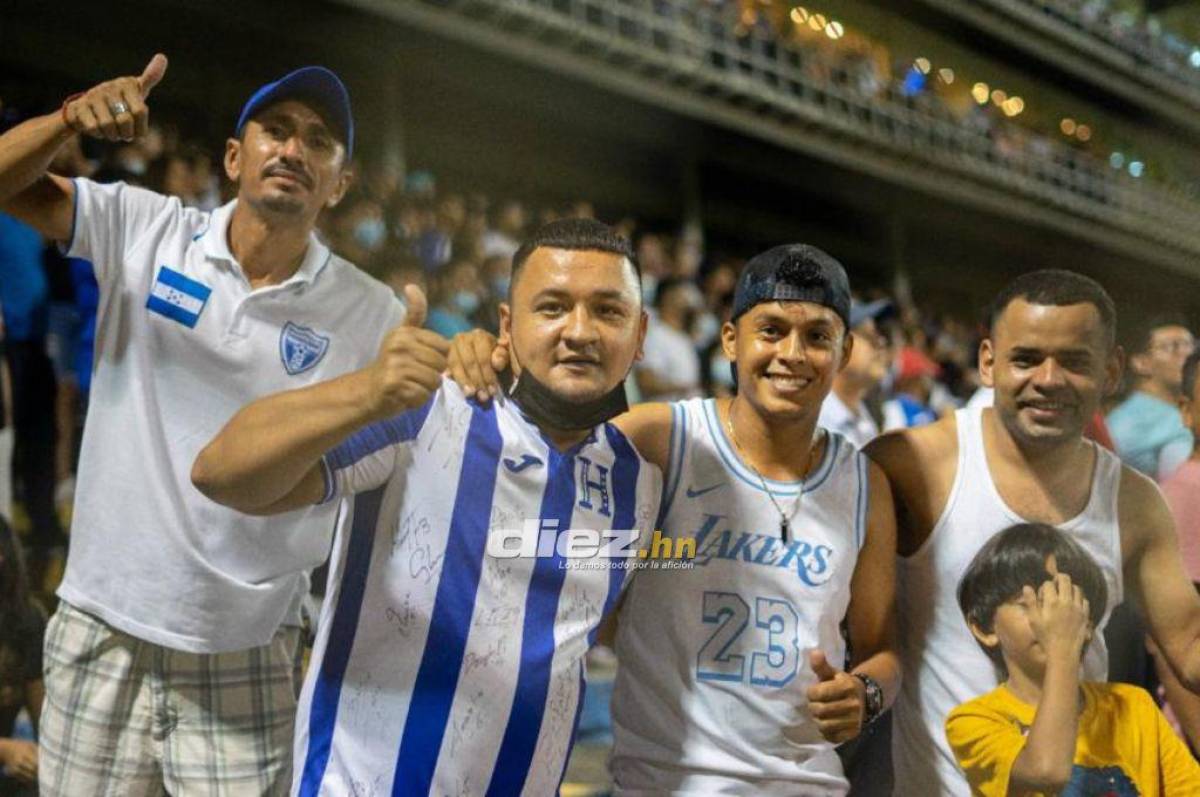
[945,682,1200,796]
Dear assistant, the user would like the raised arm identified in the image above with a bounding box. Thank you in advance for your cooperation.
[0,54,167,240]
[192,287,448,514]
[1121,467,1200,690]
[1008,574,1091,792]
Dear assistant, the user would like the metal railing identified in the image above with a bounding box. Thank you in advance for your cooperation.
[388,0,1200,258]
[1030,0,1200,88]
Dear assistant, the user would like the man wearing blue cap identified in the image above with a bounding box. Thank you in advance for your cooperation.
[0,55,412,794]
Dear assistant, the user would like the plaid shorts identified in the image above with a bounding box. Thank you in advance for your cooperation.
[39,601,301,796]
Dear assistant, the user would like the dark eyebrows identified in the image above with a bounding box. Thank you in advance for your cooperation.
[257,109,333,138]
[530,287,634,304]
[1008,345,1094,359]
[751,309,837,328]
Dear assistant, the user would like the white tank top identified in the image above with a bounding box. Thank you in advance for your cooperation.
[611,398,869,796]
[893,405,1123,796]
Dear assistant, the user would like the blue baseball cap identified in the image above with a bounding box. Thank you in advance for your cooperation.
[235,66,354,158]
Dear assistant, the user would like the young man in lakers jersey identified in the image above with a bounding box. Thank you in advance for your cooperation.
[450,243,899,795]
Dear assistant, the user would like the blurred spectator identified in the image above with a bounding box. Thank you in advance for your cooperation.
[635,232,673,306]
[0,309,10,523]
[1107,314,1195,480]
[0,212,62,575]
[883,345,941,429]
[182,144,219,211]
[1154,349,1200,751]
[476,254,512,335]
[427,259,483,338]
[820,299,890,448]
[637,277,703,401]
[377,253,427,301]
[414,199,452,271]
[482,198,526,261]
[331,194,388,273]
[0,513,43,794]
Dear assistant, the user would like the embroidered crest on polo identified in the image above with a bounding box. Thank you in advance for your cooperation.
[280,322,330,375]
[145,266,211,329]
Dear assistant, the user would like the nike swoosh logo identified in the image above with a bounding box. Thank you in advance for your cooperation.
[503,454,543,473]
[686,483,724,498]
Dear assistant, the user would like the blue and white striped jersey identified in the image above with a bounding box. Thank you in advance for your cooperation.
[294,382,661,796]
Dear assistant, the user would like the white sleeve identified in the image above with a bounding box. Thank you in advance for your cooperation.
[64,178,174,286]
[318,393,440,503]
[882,400,906,432]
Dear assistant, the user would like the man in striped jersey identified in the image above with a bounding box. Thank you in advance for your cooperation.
[193,218,662,795]
[449,244,900,794]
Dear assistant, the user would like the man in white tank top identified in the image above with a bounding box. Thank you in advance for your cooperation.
[866,269,1200,796]
[447,244,900,794]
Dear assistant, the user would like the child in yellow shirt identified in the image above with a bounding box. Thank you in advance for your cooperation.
[944,522,1200,796]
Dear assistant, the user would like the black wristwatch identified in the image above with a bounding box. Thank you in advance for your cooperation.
[853,673,884,725]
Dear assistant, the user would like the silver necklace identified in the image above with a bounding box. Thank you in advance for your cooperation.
[724,401,818,543]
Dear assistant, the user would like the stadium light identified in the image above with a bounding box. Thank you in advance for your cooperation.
[914,57,931,74]
[825,21,844,39]
[972,82,990,104]
[991,89,1007,105]
[1191,49,1200,68]
[790,7,809,24]
[1076,124,1092,142]
[1110,152,1125,169]
[938,68,954,84]
[1129,161,1144,177]
[1061,118,1077,135]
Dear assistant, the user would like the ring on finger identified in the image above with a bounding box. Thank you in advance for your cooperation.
[110,100,129,116]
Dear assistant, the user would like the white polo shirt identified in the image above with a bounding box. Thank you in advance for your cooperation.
[57,178,403,653]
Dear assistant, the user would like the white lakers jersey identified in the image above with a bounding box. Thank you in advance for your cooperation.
[611,398,869,796]
[293,383,661,795]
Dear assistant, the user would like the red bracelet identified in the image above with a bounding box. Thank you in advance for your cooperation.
[61,92,85,129]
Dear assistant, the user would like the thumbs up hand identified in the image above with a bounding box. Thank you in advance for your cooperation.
[63,53,169,142]
[805,650,867,744]
[363,285,450,420]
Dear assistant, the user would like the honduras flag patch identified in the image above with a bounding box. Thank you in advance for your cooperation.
[146,266,211,328]
[280,322,330,375]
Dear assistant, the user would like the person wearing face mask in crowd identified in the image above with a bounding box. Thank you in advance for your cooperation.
[0,56,403,794]
[475,253,512,334]
[427,259,484,338]
[333,194,388,271]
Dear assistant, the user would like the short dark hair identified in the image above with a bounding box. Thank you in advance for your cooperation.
[510,218,639,295]
[988,269,1116,349]
[1183,350,1200,400]
[957,522,1108,677]
[654,276,691,310]
[1124,312,1191,355]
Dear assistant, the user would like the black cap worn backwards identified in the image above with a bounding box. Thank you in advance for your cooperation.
[731,243,851,330]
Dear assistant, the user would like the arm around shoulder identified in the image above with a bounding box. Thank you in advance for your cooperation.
[612,402,674,471]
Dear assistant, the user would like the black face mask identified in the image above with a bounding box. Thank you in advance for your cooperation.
[508,367,630,432]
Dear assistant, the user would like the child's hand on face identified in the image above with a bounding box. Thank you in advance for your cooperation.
[1026,572,1092,660]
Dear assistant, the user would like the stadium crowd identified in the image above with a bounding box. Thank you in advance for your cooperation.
[1,55,1199,795]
